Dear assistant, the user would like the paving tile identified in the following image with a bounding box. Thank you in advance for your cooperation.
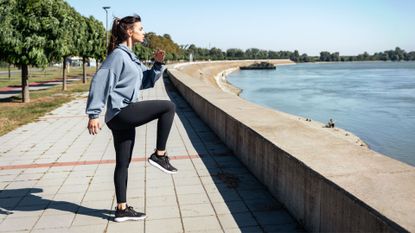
[175,184,206,195]
[5,180,38,189]
[17,195,52,208]
[36,178,67,187]
[82,190,114,201]
[125,197,144,210]
[0,197,22,208]
[262,223,306,233]
[87,183,114,192]
[31,185,62,195]
[0,174,19,182]
[224,226,263,233]
[146,205,180,220]
[53,193,84,204]
[238,189,274,201]
[244,198,283,212]
[146,195,177,207]
[253,210,296,226]
[146,185,176,197]
[45,201,80,215]
[79,199,113,212]
[71,211,111,226]
[178,192,210,206]
[33,213,75,229]
[146,177,174,188]
[182,216,222,232]
[67,224,107,233]
[207,189,241,203]
[218,213,258,229]
[173,177,201,186]
[180,203,215,217]
[145,218,183,233]
[106,220,144,233]
[1,205,45,218]
[212,201,249,215]
[0,216,39,232]
[57,184,89,194]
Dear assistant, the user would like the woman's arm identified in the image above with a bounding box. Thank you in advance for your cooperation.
[85,68,115,119]
[140,49,165,90]
[85,68,116,135]
[85,51,123,119]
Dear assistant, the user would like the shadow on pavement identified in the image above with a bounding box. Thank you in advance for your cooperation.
[0,188,113,221]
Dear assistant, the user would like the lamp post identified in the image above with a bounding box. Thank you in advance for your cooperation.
[102,6,111,54]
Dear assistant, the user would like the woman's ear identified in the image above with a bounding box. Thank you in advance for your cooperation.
[127,28,133,37]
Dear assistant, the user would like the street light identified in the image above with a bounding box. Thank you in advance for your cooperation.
[102,6,111,54]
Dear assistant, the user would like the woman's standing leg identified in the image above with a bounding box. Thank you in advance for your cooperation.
[110,126,146,222]
[112,128,135,206]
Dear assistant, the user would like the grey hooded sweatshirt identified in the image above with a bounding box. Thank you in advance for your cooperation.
[85,44,163,122]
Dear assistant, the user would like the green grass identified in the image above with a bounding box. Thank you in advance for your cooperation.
[0,78,92,136]
[0,66,96,88]
[0,67,18,72]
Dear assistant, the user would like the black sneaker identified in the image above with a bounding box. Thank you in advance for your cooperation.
[148,152,178,174]
[114,205,146,222]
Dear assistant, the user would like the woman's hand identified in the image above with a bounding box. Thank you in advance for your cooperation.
[87,118,102,135]
[153,49,165,63]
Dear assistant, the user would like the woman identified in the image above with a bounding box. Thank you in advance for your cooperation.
[85,15,177,222]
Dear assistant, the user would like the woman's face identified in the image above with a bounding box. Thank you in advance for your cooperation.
[130,22,145,43]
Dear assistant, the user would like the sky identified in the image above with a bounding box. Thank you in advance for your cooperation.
[66,0,415,56]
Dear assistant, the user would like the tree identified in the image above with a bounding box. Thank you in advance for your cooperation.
[0,0,63,102]
[133,43,152,63]
[268,50,280,59]
[319,51,329,62]
[395,47,405,61]
[226,49,244,59]
[407,52,415,61]
[290,50,300,62]
[245,48,259,59]
[257,50,268,59]
[89,17,106,71]
[331,52,340,61]
[76,16,88,83]
[79,16,105,83]
[300,53,310,62]
[55,2,81,91]
[209,47,225,60]
[145,32,181,61]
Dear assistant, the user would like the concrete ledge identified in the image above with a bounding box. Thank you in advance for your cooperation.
[167,61,415,232]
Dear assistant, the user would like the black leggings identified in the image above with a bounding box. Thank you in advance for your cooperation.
[106,100,176,203]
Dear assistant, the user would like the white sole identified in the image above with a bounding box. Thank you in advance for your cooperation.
[148,159,178,174]
[114,215,146,222]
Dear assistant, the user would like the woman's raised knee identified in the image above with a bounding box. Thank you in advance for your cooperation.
[166,101,176,113]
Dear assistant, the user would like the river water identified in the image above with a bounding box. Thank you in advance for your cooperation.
[227,61,415,166]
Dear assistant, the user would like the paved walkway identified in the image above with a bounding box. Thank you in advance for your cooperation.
[0,75,304,232]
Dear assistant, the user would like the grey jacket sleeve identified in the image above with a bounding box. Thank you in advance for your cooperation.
[140,62,164,90]
[85,68,115,119]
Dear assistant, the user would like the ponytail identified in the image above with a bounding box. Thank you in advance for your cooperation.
[107,15,141,54]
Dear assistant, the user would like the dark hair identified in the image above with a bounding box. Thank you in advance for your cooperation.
[108,15,141,54]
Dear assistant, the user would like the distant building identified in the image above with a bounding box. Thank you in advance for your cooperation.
[66,57,96,67]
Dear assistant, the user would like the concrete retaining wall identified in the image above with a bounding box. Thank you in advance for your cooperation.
[167,61,415,233]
